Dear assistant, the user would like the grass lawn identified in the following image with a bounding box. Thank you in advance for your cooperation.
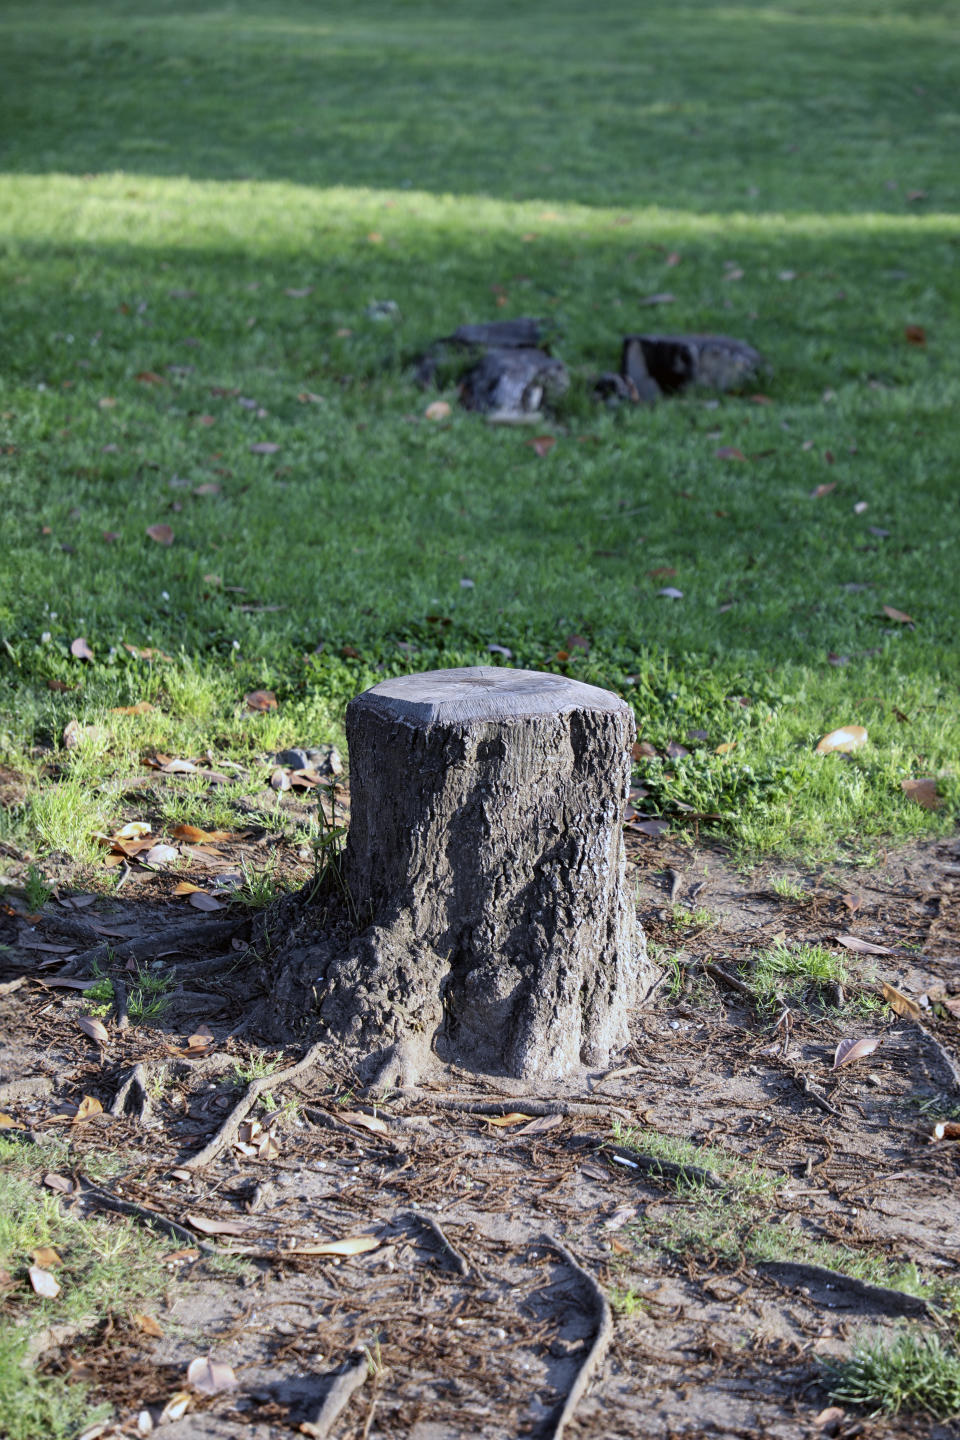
[0,0,958,864]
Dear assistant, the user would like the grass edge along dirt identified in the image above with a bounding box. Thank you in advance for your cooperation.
[0,1136,173,1440]
[0,642,957,870]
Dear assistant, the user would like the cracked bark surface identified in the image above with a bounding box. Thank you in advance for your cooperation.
[276,667,651,1087]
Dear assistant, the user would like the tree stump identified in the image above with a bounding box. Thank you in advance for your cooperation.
[280,667,652,1088]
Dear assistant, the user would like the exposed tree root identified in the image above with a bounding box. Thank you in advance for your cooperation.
[915,1019,960,1094]
[392,1091,633,1122]
[405,1209,472,1278]
[299,1353,369,1439]
[52,917,246,975]
[109,1063,152,1122]
[539,1234,613,1440]
[183,1039,328,1170]
[78,1177,214,1253]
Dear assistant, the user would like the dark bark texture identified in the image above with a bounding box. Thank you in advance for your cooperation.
[277,668,650,1087]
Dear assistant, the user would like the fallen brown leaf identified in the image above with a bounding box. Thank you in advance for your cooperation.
[833,934,893,956]
[932,1121,960,1141]
[527,435,556,457]
[73,1095,104,1123]
[188,892,223,912]
[109,702,155,716]
[833,1035,881,1069]
[135,371,166,385]
[339,1110,390,1135]
[879,981,922,1020]
[31,1247,62,1268]
[424,401,451,421]
[900,777,940,810]
[146,524,174,546]
[883,605,915,624]
[186,1214,251,1237]
[70,637,94,662]
[186,1356,238,1395]
[133,1313,164,1338]
[77,1016,109,1045]
[904,324,926,346]
[244,690,277,712]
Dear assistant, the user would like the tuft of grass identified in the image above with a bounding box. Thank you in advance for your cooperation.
[771,875,807,901]
[612,1120,779,1199]
[742,941,847,1009]
[823,1328,960,1420]
[232,1050,279,1085]
[233,856,289,909]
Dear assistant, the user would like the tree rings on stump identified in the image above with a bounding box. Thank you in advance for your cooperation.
[276,666,652,1087]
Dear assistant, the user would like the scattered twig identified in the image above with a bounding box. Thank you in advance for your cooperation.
[538,1234,613,1440]
[78,1178,215,1253]
[405,1209,472,1277]
[703,962,754,998]
[109,1063,151,1122]
[792,1071,842,1118]
[184,1040,327,1170]
[756,1260,936,1319]
[914,1020,960,1094]
[299,1353,369,1439]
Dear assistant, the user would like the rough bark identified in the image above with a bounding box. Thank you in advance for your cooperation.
[276,667,651,1087]
[621,332,762,396]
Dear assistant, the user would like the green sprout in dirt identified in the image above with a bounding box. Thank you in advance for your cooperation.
[771,875,807,902]
[741,942,847,1010]
[234,857,290,909]
[22,863,53,912]
[232,1051,279,1085]
[822,1327,960,1420]
[82,964,172,1023]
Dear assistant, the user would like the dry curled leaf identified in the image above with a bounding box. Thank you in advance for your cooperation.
[28,1265,61,1299]
[31,1247,62,1269]
[424,401,451,421]
[339,1110,389,1135]
[188,891,223,912]
[244,690,277,712]
[880,981,922,1020]
[904,324,926,346]
[133,1312,164,1338]
[816,725,867,754]
[159,1393,191,1424]
[527,435,556,457]
[186,1356,238,1395]
[70,637,94,662]
[514,1113,563,1136]
[73,1095,104,1123]
[883,605,915,624]
[810,483,837,499]
[833,934,893,956]
[484,1112,534,1128]
[270,767,291,793]
[77,1016,109,1045]
[900,777,940,810]
[146,524,174,546]
[186,1215,250,1237]
[288,1235,380,1257]
[171,824,235,843]
[833,1035,881,1069]
[932,1121,960,1141]
[714,446,746,461]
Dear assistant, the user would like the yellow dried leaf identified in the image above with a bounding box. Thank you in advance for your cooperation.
[483,1112,535,1127]
[74,1095,104,1123]
[424,401,451,421]
[816,725,867,754]
[113,821,151,841]
[31,1247,62,1268]
[880,981,922,1020]
[133,1312,164,1337]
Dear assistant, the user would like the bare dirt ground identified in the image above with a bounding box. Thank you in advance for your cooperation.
[1,792,959,1440]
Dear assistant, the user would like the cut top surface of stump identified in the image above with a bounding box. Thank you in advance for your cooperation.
[356,666,631,727]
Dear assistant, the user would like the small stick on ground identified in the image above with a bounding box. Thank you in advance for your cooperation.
[539,1234,613,1440]
[184,1039,327,1170]
[79,1178,214,1253]
[299,1353,369,1440]
[112,976,129,1031]
[405,1209,472,1278]
[914,1020,960,1094]
[599,1140,724,1190]
[109,1063,151,1122]
[703,962,754,998]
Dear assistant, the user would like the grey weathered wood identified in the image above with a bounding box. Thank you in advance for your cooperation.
[284,666,650,1087]
[460,347,568,417]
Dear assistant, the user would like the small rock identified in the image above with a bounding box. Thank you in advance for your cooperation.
[275,747,309,771]
[305,745,343,776]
